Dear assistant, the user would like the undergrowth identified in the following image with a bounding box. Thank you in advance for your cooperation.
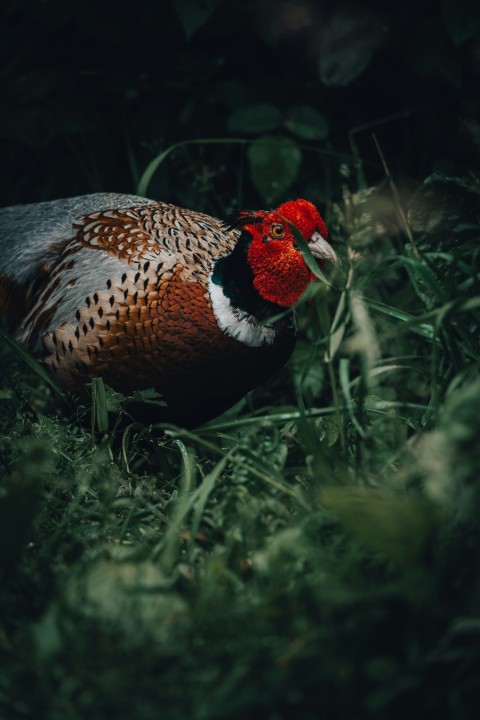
[1,174,480,719]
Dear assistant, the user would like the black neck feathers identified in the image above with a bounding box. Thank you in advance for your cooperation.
[211,232,279,320]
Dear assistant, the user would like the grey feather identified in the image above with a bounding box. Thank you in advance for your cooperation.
[0,193,155,284]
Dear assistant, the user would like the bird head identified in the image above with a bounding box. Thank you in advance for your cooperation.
[231,198,336,307]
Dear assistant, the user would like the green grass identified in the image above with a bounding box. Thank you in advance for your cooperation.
[1,176,480,720]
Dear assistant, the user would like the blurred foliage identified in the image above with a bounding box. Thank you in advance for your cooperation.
[2,0,480,718]
[1,0,480,210]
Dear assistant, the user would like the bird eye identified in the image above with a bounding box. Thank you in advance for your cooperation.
[270,223,285,239]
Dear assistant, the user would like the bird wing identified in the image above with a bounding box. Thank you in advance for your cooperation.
[0,193,155,285]
[0,195,239,352]
[74,201,239,283]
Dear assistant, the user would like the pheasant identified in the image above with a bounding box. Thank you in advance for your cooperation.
[0,194,336,426]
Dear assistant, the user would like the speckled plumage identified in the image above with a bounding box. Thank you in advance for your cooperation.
[0,194,334,426]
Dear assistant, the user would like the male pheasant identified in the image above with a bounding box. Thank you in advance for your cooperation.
[0,194,336,426]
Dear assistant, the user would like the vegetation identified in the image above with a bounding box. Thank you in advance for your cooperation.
[1,1,480,718]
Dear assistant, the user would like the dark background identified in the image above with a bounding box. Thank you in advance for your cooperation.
[2,0,480,215]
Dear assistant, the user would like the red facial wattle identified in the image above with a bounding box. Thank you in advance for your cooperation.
[245,199,333,308]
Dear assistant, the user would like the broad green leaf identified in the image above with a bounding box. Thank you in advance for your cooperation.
[248,135,301,203]
[319,488,440,567]
[442,0,480,46]
[364,298,435,341]
[286,220,332,285]
[228,104,282,134]
[283,105,329,140]
[407,18,462,88]
[90,377,109,433]
[171,0,219,40]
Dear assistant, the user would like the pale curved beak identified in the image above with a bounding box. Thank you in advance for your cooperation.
[308,231,337,263]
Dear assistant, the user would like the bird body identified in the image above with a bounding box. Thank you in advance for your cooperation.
[0,194,335,425]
